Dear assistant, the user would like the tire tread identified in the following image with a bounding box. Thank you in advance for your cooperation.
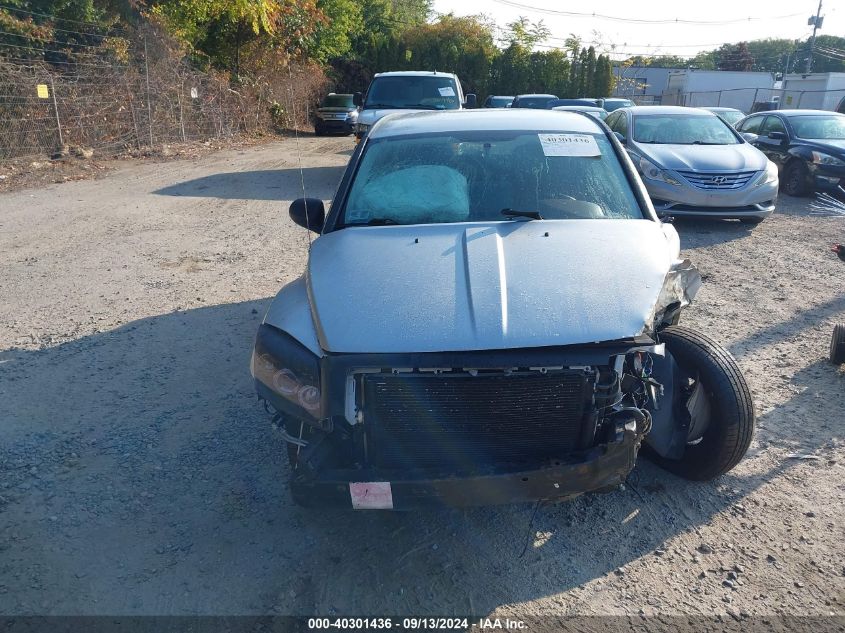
[657,326,755,480]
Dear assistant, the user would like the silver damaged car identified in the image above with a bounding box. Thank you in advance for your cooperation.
[606,106,778,223]
[252,110,755,510]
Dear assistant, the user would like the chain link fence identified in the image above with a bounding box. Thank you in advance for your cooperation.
[0,24,328,161]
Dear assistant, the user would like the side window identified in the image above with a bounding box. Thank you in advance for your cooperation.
[760,116,786,136]
[837,97,845,114]
[738,115,763,134]
[605,112,618,128]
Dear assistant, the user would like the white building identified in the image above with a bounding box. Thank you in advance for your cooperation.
[662,70,776,112]
[779,73,845,111]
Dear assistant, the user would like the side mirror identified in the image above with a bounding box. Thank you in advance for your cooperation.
[741,132,758,143]
[768,131,786,141]
[613,131,626,144]
[464,93,477,109]
[353,92,363,107]
[289,198,325,234]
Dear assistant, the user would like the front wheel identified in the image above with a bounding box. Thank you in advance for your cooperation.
[783,161,810,197]
[651,326,755,480]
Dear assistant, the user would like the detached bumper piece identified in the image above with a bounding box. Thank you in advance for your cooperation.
[290,430,640,509]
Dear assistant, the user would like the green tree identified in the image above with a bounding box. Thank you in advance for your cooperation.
[716,41,754,71]
[310,0,363,62]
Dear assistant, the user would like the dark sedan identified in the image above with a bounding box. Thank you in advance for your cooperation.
[736,109,845,196]
[511,93,558,109]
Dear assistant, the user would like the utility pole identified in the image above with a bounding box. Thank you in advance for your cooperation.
[806,0,823,73]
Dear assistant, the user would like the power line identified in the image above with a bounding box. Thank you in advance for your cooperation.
[490,0,803,26]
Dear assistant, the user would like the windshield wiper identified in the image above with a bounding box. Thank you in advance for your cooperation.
[364,103,398,109]
[345,217,402,226]
[404,104,445,110]
[501,208,543,220]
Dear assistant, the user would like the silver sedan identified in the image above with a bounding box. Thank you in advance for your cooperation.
[606,106,778,223]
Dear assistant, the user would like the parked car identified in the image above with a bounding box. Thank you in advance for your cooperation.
[735,109,845,197]
[313,93,358,136]
[353,71,476,141]
[511,93,558,109]
[602,98,635,112]
[552,105,609,121]
[253,109,755,510]
[484,95,514,108]
[700,106,745,127]
[547,98,600,109]
[606,106,778,223]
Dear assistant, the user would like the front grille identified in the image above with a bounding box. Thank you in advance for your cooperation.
[677,170,758,190]
[362,370,595,471]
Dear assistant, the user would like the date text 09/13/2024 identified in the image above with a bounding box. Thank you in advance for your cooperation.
[307,617,527,630]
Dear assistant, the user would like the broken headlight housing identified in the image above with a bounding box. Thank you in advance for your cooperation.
[251,324,322,419]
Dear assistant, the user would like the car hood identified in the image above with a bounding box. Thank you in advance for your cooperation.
[800,138,845,153]
[358,108,435,127]
[305,220,680,354]
[634,142,766,172]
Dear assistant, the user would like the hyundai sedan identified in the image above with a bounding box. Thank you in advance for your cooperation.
[606,106,778,223]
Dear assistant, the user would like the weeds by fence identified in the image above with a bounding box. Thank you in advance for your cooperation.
[0,22,329,161]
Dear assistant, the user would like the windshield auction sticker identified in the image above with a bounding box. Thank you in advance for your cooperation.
[538,133,601,157]
[438,86,456,97]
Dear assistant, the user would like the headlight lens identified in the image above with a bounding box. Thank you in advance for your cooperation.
[811,151,845,166]
[638,156,680,185]
[252,325,322,418]
[755,160,779,186]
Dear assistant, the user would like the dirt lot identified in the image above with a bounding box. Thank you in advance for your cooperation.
[1,135,844,623]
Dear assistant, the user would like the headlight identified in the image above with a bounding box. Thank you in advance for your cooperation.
[251,324,322,419]
[755,160,779,186]
[811,151,845,166]
[638,156,680,186]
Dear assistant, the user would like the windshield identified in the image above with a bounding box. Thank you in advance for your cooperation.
[321,94,353,108]
[364,76,460,110]
[340,131,644,226]
[487,96,514,107]
[788,115,845,140]
[604,100,634,112]
[717,110,744,126]
[515,96,555,109]
[633,114,740,145]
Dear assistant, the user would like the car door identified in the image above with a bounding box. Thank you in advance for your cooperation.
[755,115,790,167]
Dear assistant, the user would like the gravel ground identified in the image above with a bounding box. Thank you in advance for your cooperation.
[1,135,844,621]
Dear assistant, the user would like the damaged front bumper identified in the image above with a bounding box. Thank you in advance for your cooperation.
[290,429,640,509]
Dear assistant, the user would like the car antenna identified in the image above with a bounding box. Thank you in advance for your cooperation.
[286,62,313,251]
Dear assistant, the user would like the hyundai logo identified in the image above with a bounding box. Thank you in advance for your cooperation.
[711,175,728,184]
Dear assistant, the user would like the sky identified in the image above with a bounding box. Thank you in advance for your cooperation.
[431,0,844,59]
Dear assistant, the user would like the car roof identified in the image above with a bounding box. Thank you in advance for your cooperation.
[515,94,557,99]
[701,106,741,112]
[622,105,715,116]
[369,109,604,139]
[488,95,515,98]
[552,105,605,112]
[373,70,458,79]
[771,109,844,116]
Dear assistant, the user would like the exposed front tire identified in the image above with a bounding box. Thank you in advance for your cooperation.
[831,324,845,365]
[652,326,755,481]
[783,161,810,197]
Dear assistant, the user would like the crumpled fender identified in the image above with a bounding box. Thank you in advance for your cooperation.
[262,276,323,356]
[649,259,702,331]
